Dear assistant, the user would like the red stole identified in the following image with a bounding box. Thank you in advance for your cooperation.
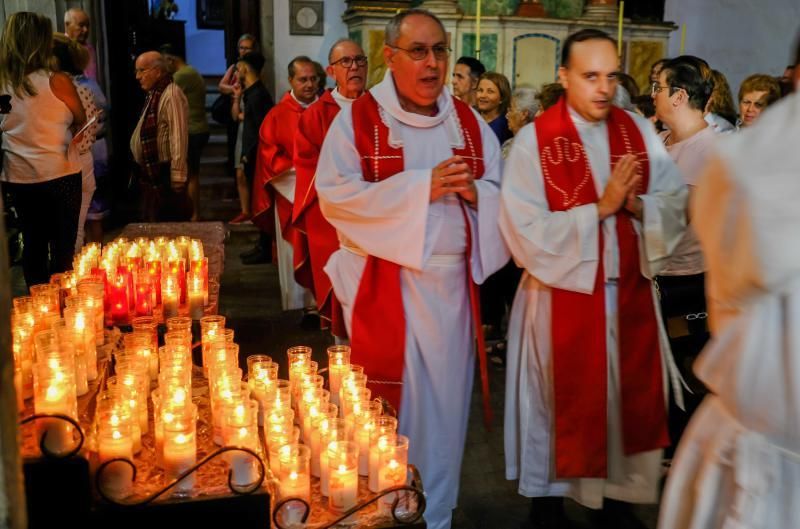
[534,97,669,478]
[292,90,348,337]
[350,92,493,426]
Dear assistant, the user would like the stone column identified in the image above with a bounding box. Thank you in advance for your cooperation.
[516,0,547,17]
[582,0,619,20]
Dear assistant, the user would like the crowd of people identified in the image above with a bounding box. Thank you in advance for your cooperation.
[2,5,800,529]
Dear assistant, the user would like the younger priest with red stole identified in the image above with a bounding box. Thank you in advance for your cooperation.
[252,56,318,310]
[292,39,367,338]
[315,10,508,529]
[500,29,688,527]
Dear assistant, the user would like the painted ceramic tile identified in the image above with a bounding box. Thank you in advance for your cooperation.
[461,33,498,71]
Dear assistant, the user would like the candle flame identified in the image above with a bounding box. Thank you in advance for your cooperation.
[176,433,188,444]
[112,430,122,440]
[238,427,248,438]
[388,459,400,470]
[338,464,347,473]
[111,414,120,426]
[45,385,60,401]
[289,471,298,481]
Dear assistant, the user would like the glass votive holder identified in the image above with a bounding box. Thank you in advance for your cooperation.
[162,403,198,496]
[268,425,300,476]
[96,411,134,499]
[34,369,77,455]
[328,440,359,513]
[309,405,340,477]
[341,386,372,419]
[319,421,350,496]
[166,316,193,335]
[378,434,409,506]
[278,443,311,501]
[97,389,141,454]
[327,345,351,407]
[76,278,105,343]
[369,416,399,492]
[247,354,276,382]
[222,399,260,486]
[186,270,205,320]
[63,300,98,381]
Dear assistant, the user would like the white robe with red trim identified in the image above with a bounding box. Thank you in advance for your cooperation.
[316,71,509,529]
[500,107,687,509]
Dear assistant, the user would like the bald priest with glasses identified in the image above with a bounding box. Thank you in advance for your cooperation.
[314,8,509,529]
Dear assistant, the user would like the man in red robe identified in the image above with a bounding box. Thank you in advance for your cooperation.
[292,39,367,338]
[251,56,318,310]
[499,29,688,527]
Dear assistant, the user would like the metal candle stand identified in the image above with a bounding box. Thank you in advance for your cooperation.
[272,464,427,529]
[94,445,267,505]
[19,413,86,459]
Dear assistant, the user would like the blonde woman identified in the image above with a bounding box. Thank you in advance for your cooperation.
[0,12,86,286]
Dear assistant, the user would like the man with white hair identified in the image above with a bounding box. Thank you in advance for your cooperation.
[292,38,367,338]
[316,9,508,529]
[64,7,96,80]
[130,51,189,221]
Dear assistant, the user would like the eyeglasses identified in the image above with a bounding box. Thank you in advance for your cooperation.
[330,55,368,68]
[650,82,683,97]
[390,45,451,61]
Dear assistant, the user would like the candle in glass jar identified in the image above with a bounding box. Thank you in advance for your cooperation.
[162,274,180,319]
[278,444,310,502]
[35,382,73,455]
[328,440,358,512]
[163,421,196,494]
[378,434,409,507]
[327,346,350,407]
[168,259,187,305]
[134,276,154,317]
[110,270,130,324]
[187,271,204,320]
[97,423,134,498]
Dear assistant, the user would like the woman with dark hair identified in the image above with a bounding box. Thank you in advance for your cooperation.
[0,12,86,286]
[476,71,513,144]
[652,55,717,446]
[52,33,102,252]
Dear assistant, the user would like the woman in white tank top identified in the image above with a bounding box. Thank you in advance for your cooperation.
[0,12,86,286]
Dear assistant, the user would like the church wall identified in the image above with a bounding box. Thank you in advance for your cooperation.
[172,0,227,75]
[664,0,799,96]
[270,0,350,98]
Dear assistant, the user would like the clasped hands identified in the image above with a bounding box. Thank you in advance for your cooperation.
[597,154,643,221]
[430,155,478,207]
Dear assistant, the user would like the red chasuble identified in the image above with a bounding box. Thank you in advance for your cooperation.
[349,92,493,426]
[252,92,309,273]
[292,90,348,337]
[534,97,669,479]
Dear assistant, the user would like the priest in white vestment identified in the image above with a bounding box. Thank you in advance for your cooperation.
[315,9,508,529]
[659,76,800,529]
[500,30,687,525]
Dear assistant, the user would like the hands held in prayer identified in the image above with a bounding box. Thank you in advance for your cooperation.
[430,156,478,207]
[597,154,641,221]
